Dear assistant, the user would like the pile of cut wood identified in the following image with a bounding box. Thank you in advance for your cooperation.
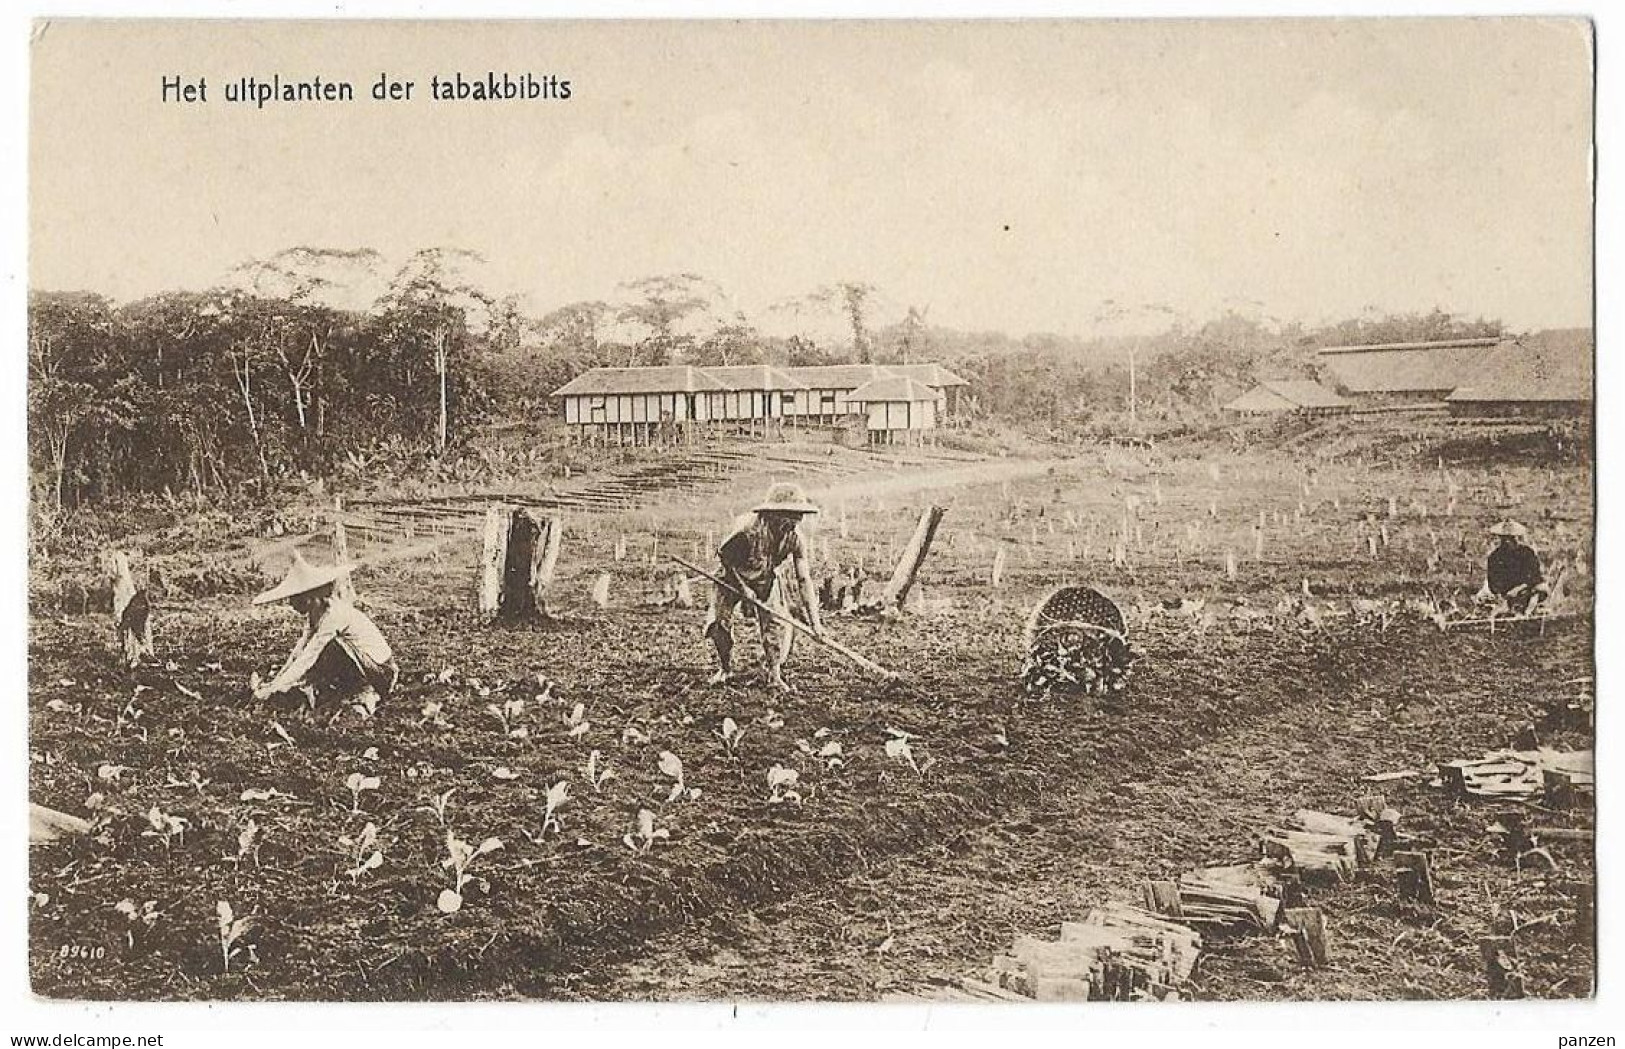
[1436,749,1593,804]
[981,905,1201,1002]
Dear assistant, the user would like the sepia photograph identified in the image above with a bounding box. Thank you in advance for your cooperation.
[23,16,1596,1008]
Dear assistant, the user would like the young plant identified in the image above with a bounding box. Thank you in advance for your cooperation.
[716,717,745,756]
[563,702,590,738]
[584,750,616,793]
[621,724,651,745]
[419,700,451,730]
[794,731,844,769]
[539,781,570,837]
[622,808,670,852]
[233,818,262,867]
[113,898,162,949]
[339,821,383,884]
[766,764,802,805]
[884,728,932,776]
[437,830,503,914]
[164,768,211,796]
[344,772,381,814]
[142,805,189,848]
[352,688,379,720]
[421,787,456,827]
[215,900,252,974]
[658,751,700,802]
[485,697,528,738]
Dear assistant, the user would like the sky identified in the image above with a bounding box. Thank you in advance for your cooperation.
[29,18,1594,339]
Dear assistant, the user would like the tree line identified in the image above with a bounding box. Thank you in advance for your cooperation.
[29,247,1504,510]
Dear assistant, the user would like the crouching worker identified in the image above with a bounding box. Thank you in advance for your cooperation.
[706,483,823,691]
[251,554,398,710]
[1486,519,1548,615]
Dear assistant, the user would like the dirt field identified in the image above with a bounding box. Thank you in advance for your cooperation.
[27,424,1594,1001]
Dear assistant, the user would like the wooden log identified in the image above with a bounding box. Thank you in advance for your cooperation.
[1283,907,1328,967]
[1142,880,1183,918]
[878,506,946,610]
[1394,850,1436,903]
[591,572,611,609]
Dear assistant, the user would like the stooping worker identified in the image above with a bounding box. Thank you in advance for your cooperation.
[1485,519,1548,614]
[250,552,399,709]
[706,482,824,691]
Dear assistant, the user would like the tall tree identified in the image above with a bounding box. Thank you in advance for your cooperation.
[376,248,495,454]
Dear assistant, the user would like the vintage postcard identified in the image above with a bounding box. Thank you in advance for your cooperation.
[25,16,1595,1010]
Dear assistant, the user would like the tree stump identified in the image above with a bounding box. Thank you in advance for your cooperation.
[1480,936,1525,999]
[1394,850,1436,904]
[1283,907,1328,967]
[477,507,564,621]
[107,549,154,669]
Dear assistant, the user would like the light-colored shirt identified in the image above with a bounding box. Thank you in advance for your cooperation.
[265,598,393,693]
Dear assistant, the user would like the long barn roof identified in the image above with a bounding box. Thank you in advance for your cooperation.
[850,375,941,402]
[553,365,726,396]
[702,365,809,391]
[1318,339,1504,395]
[1447,329,1593,403]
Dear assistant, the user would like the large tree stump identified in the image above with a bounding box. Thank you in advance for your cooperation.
[107,549,154,669]
[477,506,564,620]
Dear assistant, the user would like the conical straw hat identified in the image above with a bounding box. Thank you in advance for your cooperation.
[253,551,353,605]
[753,482,819,515]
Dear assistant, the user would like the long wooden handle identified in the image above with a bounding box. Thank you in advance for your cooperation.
[672,556,899,681]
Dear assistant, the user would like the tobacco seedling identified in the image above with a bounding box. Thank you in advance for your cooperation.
[622,808,670,852]
[239,787,294,803]
[437,830,503,914]
[539,781,570,837]
[98,764,131,785]
[884,728,932,776]
[622,724,651,745]
[492,766,521,780]
[164,768,211,796]
[233,818,262,867]
[486,697,528,738]
[716,717,745,757]
[352,688,379,720]
[142,805,189,848]
[584,750,616,793]
[421,787,456,826]
[564,702,590,738]
[114,898,162,949]
[216,900,251,973]
[766,764,802,805]
[339,821,383,884]
[759,709,786,730]
[419,700,451,729]
[658,751,701,802]
[795,735,844,769]
[345,772,381,814]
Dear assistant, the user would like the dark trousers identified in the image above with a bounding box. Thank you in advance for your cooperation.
[278,637,399,704]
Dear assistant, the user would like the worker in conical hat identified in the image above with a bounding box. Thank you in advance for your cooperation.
[1485,519,1547,614]
[250,552,398,708]
[706,481,823,690]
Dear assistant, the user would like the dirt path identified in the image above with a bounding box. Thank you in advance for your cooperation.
[575,620,1593,1002]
